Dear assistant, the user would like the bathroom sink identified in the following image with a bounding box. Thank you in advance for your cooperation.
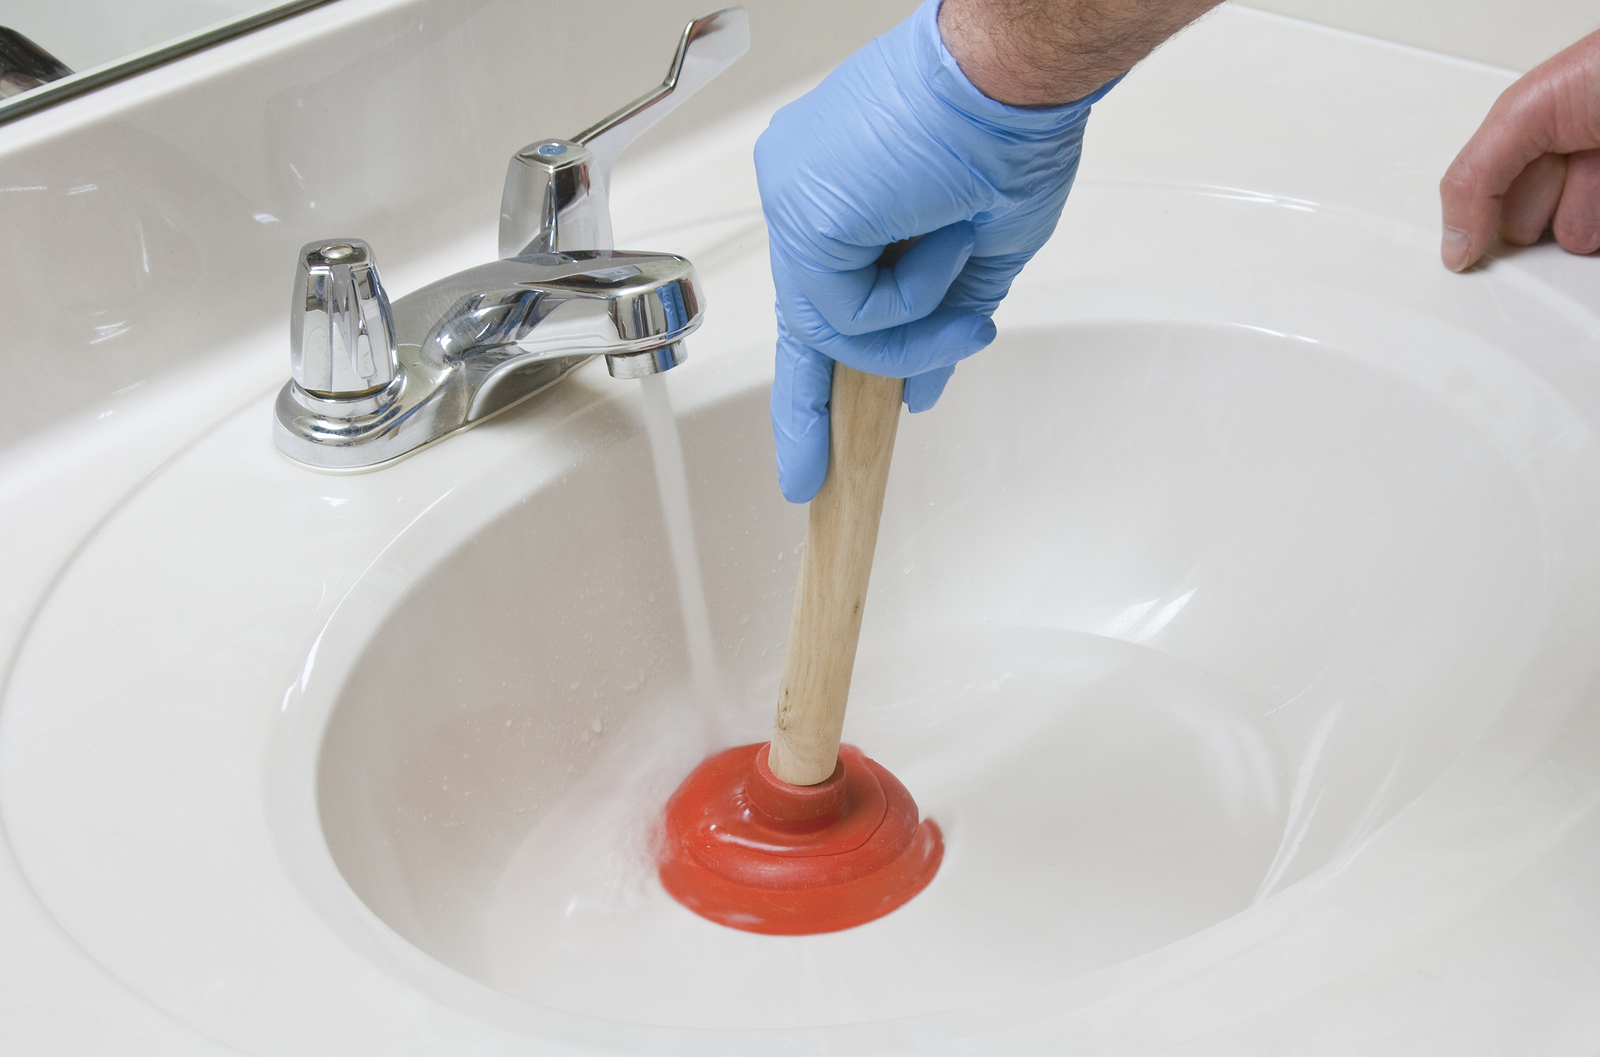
[5,7,1600,1055]
[312,280,1564,1030]
[8,176,1600,1052]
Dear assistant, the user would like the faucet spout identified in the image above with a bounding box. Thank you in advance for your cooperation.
[407,249,701,421]
[275,246,702,472]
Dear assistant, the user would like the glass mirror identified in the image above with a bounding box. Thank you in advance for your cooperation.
[0,0,330,124]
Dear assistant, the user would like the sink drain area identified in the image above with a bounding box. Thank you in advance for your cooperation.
[317,321,1554,1029]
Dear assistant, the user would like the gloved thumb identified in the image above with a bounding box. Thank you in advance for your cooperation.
[772,327,834,504]
[903,364,956,412]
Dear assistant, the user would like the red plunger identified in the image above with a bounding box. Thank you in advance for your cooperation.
[659,363,943,935]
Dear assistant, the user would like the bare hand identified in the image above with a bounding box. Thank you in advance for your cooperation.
[1440,30,1600,271]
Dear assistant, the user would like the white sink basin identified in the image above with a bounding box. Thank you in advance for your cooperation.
[314,280,1572,1031]
[4,7,1600,1054]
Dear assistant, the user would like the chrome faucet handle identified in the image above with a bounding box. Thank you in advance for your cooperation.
[290,239,399,397]
[497,6,750,258]
[575,6,750,173]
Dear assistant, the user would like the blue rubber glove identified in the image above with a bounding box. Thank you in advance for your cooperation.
[755,0,1118,503]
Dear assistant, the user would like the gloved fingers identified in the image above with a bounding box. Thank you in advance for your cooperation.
[940,250,1040,316]
[770,310,988,501]
[903,364,956,412]
[782,221,977,336]
[810,307,996,379]
[772,248,998,377]
[771,325,835,504]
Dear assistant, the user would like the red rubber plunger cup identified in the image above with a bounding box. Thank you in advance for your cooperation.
[660,743,942,934]
[659,365,942,934]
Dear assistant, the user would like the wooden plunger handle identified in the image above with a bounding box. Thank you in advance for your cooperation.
[768,363,904,786]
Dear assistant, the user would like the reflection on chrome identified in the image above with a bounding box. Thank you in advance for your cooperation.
[0,26,71,100]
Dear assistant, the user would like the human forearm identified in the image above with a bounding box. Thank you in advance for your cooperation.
[939,0,1223,107]
[758,0,1194,501]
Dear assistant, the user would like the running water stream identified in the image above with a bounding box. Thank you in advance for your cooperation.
[636,371,727,748]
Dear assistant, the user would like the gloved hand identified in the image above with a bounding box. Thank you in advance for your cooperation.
[755,0,1117,502]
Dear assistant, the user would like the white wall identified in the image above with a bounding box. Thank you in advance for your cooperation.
[1236,0,1600,72]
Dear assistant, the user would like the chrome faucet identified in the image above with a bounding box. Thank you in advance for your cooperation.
[273,7,749,472]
